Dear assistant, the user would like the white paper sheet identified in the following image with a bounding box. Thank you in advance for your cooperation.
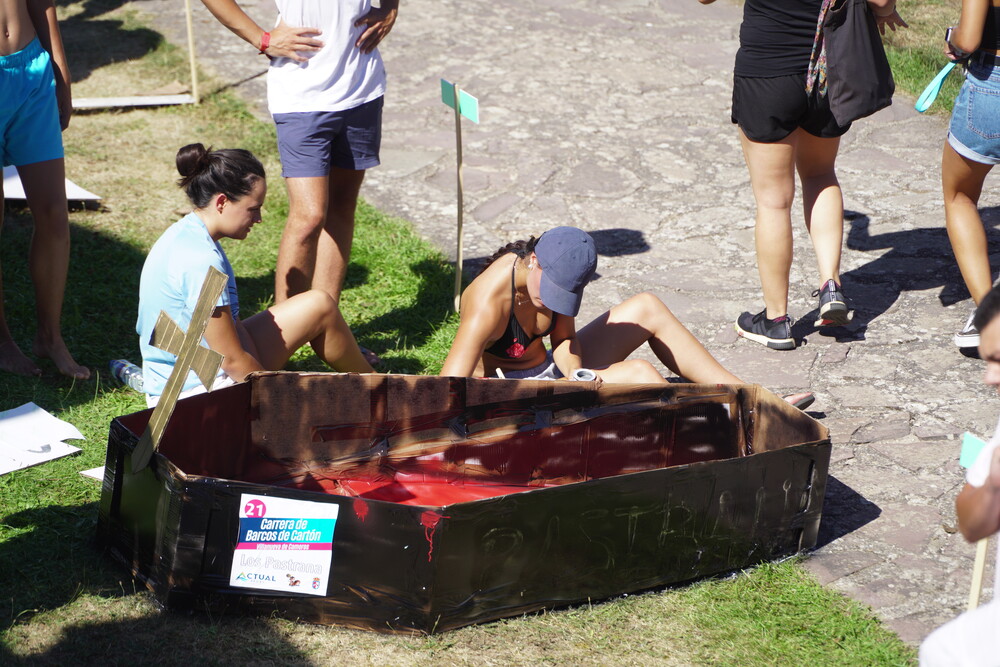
[79,466,104,480]
[0,402,85,476]
[2,165,101,201]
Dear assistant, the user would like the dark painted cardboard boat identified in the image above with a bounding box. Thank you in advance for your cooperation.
[97,372,830,633]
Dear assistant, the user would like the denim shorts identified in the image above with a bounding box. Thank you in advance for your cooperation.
[0,38,63,168]
[273,96,383,177]
[948,52,1000,165]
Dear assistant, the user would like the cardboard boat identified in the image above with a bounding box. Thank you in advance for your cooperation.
[97,372,830,633]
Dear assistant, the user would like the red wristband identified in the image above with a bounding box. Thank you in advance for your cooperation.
[259,31,271,55]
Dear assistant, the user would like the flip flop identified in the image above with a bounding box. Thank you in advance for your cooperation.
[782,392,815,411]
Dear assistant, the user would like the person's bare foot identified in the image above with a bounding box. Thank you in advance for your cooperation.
[33,336,90,380]
[0,338,42,376]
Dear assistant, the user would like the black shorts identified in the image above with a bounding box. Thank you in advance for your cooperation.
[731,73,851,143]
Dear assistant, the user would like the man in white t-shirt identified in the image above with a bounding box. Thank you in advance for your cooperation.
[199,0,396,357]
[921,285,1000,665]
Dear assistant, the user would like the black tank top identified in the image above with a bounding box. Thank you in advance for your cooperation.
[483,261,557,360]
[983,4,1000,52]
[735,0,825,77]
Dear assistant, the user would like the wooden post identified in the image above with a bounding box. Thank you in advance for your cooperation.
[452,82,464,312]
[968,537,989,611]
[184,0,200,104]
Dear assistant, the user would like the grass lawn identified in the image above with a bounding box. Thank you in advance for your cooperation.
[0,0,949,663]
[883,0,966,114]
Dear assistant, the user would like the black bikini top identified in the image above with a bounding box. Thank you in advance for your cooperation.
[483,259,557,360]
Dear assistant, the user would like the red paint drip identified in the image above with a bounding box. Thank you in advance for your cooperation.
[420,511,449,562]
[353,498,369,522]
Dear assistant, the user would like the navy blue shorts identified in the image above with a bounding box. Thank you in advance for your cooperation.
[732,74,851,143]
[274,96,383,177]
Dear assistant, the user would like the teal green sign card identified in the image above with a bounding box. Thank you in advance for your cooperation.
[440,78,480,124]
[961,432,987,469]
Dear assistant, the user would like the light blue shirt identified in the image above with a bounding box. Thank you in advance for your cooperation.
[136,212,239,397]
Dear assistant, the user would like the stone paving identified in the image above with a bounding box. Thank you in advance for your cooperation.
[133,0,1000,645]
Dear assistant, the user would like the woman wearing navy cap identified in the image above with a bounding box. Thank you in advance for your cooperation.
[440,227,813,406]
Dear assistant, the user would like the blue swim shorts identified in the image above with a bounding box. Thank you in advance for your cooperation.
[948,52,1000,166]
[273,96,383,177]
[0,38,63,168]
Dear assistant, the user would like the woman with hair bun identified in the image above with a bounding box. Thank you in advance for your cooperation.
[440,226,814,408]
[136,143,372,406]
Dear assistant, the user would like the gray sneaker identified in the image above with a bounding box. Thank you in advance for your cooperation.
[954,310,980,348]
[735,309,795,350]
[813,279,853,327]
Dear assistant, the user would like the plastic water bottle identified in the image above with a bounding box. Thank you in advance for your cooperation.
[109,359,144,392]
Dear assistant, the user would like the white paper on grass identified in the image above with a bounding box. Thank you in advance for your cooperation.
[2,165,101,201]
[80,466,104,481]
[0,402,85,476]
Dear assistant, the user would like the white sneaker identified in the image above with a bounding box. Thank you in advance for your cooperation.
[954,310,980,348]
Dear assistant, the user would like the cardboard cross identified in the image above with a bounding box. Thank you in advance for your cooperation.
[131,267,227,473]
[440,78,480,312]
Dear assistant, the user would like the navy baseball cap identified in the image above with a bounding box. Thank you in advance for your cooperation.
[534,226,598,317]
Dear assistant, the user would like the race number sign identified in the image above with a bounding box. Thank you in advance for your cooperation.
[229,494,339,596]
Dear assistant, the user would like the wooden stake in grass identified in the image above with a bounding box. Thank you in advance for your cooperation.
[184,0,200,104]
[131,267,226,473]
[440,79,479,312]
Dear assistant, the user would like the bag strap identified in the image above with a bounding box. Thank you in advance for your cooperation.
[806,0,835,97]
[914,62,957,113]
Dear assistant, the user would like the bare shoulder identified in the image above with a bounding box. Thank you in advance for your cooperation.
[460,255,514,317]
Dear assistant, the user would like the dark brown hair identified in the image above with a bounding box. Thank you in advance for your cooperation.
[176,143,265,208]
[478,237,539,276]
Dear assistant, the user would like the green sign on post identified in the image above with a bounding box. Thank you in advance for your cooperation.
[440,78,480,124]
[441,79,481,311]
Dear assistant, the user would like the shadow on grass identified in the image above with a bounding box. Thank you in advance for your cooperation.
[1,503,312,664]
[791,208,1000,343]
[60,0,165,87]
[0,503,124,631]
[0,204,145,408]
[1,612,313,666]
[351,258,454,359]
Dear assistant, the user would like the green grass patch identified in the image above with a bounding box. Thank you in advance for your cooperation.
[883,0,964,114]
[886,43,964,114]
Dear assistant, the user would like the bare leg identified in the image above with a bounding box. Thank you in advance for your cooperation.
[275,176,328,302]
[275,168,365,305]
[576,293,743,384]
[943,142,994,304]
[17,159,89,379]
[739,128,796,319]
[242,289,373,373]
[795,130,843,286]
[0,177,42,376]
[574,293,812,405]
[313,167,365,305]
